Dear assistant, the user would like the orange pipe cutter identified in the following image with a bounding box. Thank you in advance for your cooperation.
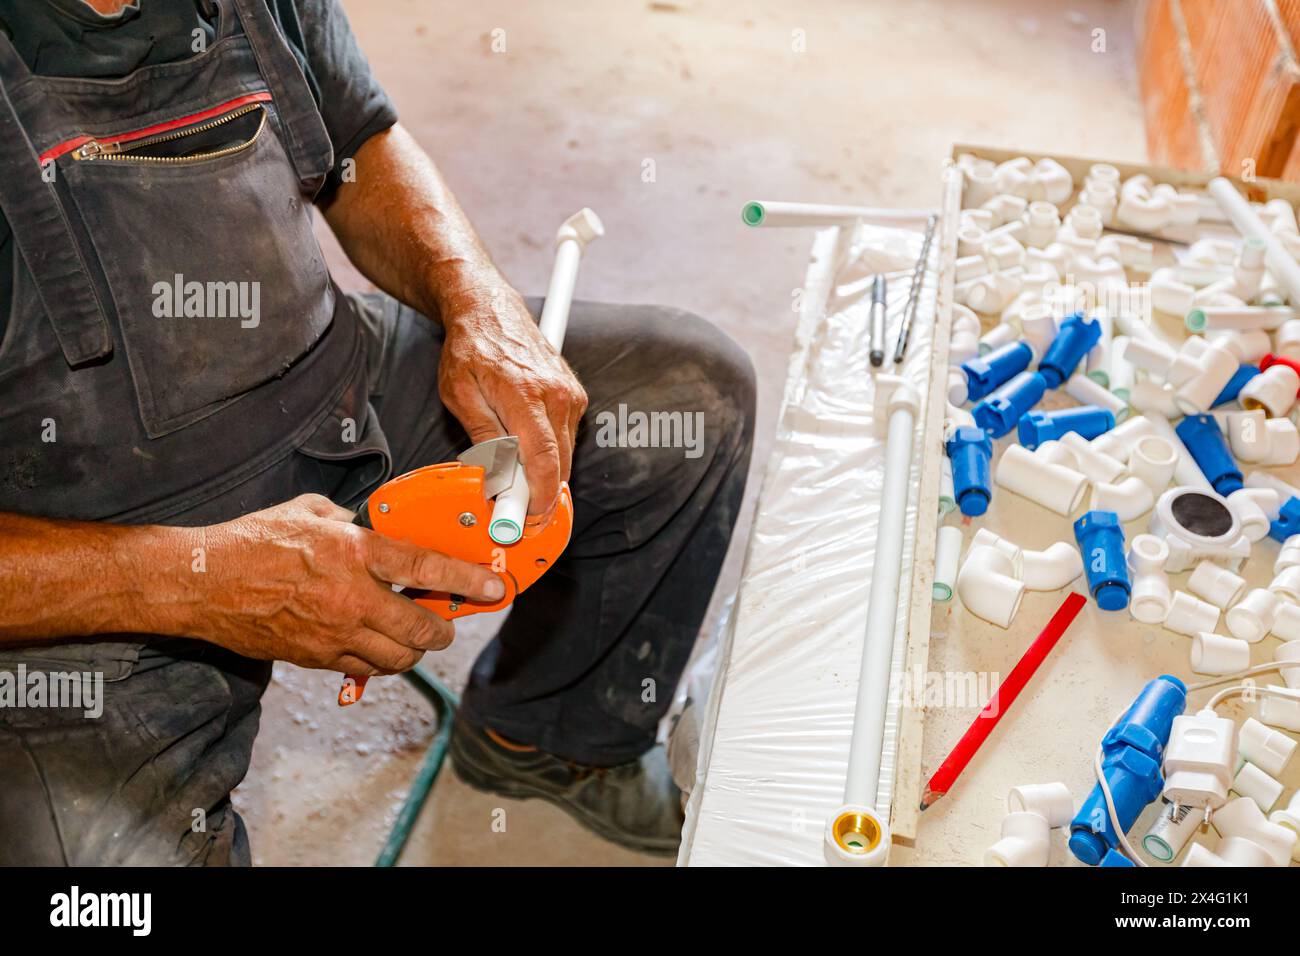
[339,435,573,705]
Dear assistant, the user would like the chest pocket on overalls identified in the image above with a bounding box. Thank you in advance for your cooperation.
[59,92,335,438]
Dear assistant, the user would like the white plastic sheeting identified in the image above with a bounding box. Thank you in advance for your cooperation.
[679,221,937,865]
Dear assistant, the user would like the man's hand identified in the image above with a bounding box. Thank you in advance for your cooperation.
[182,495,504,676]
[438,280,587,522]
[319,125,588,523]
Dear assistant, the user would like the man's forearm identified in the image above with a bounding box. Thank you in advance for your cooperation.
[0,513,194,643]
[321,123,503,323]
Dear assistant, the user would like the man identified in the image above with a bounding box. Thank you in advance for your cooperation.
[0,0,753,865]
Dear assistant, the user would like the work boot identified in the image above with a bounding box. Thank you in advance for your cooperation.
[449,719,683,856]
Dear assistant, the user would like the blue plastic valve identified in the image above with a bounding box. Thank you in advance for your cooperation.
[1038,312,1101,389]
[1068,675,1187,866]
[1175,414,1243,496]
[1017,405,1116,450]
[945,426,994,517]
[962,340,1034,403]
[1211,364,1262,408]
[1074,510,1130,611]
[1099,848,1136,867]
[972,371,1047,438]
[1269,496,1300,543]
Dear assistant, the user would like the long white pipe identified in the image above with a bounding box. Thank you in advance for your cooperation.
[825,381,921,866]
[488,208,603,545]
[1207,178,1300,304]
[742,200,935,229]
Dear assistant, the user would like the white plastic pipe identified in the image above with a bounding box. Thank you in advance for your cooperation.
[742,200,933,228]
[489,208,603,545]
[933,525,962,602]
[826,381,922,867]
[1208,178,1300,304]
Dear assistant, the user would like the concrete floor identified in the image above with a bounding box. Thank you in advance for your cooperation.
[233,0,1151,865]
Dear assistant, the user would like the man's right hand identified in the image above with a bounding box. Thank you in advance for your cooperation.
[180,494,504,677]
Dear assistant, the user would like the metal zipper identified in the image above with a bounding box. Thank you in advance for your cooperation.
[72,103,267,163]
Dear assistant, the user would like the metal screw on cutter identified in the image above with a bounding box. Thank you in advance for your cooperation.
[448,593,466,612]
[378,503,390,513]
[458,512,476,527]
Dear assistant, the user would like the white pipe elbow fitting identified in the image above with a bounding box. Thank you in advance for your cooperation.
[1226,588,1278,643]
[1187,561,1247,609]
[1122,335,1177,379]
[1209,328,1270,364]
[1091,414,1159,462]
[1233,761,1284,813]
[959,155,999,209]
[1032,158,1074,205]
[995,444,1089,516]
[1269,791,1300,861]
[1223,409,1269,462]
[1240,364,1300,418]
[1213,794,1297,867]
[1238,716,1297,778]
[1184,836,1275,867]
[1118,175,1176,233]
[1128,380,1181,419]
[1150,267,1196,316]
[1163,590,1220,636]
[963,268,1024,315]
[1092,475,1154,521]
[1227,487,1275,542]
[1007,782,1074,827]
[1128,534,1173,624]
[934,525,963,602]
[1175,341,1239,415]
[957,544,1026,629]
[981,191,1028,225]
[984,810,1051,867]
[1191,632,1251,675]
[1021,541,1084,591]
[1128,435,1179,495]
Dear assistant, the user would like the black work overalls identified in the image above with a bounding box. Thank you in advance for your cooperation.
[0,0,387,863]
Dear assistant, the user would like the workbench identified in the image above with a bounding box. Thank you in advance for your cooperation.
[680,145,1300,866]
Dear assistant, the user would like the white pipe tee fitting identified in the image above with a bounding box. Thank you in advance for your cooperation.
[984,810,1051,867]
[1212,796,1296,867]
[1128,534,1173,624]
[995,444,1089,516]
[1007,782,1074,827]
[1269,791,1300,862]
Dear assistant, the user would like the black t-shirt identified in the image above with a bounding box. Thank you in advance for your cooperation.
[0,0,397,336]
